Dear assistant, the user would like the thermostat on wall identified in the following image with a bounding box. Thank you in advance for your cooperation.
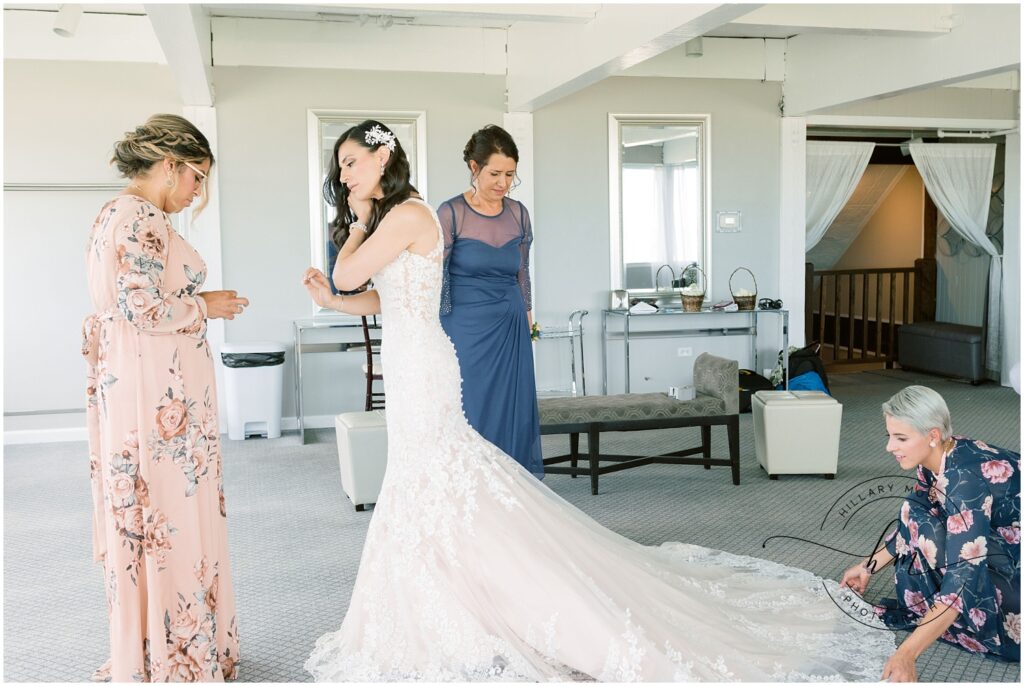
[716,210,742,232]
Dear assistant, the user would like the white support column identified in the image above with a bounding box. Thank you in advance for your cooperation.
[779,116,807,347]
[502,112,535,229]
[145,3,214,106]
[503,113,537,365]
[1002,132,1020,387]
[504,112,536,312]
[180,105,227,425]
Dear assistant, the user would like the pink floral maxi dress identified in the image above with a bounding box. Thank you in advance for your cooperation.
[82,195,239,681]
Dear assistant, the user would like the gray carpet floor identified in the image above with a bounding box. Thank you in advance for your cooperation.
[4,370,1020,682]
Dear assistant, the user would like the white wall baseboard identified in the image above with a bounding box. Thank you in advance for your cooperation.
[3,414,338,445]
[3,426,91,445]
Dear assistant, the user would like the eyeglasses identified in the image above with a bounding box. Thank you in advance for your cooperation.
[181,160,208,186]
[758,298,783,310]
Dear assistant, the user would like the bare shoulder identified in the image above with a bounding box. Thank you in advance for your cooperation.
[379,199,436,237]
[388,198,434,223]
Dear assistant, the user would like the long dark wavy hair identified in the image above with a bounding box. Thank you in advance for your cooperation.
[324,120,417,249]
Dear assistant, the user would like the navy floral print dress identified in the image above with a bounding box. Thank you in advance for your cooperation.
[879,437,1020,660]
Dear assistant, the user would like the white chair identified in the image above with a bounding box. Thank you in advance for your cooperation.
[335,410,388,511]
[752,391,842,479]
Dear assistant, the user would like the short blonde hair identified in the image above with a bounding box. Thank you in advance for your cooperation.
[111,114,214,215]
[882,385,952,440]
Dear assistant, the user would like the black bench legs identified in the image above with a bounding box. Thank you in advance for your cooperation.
[549,415,740,495]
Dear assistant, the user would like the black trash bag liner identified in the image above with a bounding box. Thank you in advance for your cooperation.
[221,352,285,368]
[738,369,774,413]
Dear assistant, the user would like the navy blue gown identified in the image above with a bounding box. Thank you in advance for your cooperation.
[437,195,543,477]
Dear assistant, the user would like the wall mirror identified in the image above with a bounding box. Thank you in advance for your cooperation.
[609,114,711,301]
[307,109,427,314]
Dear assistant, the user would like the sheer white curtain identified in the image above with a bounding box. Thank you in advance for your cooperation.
[663,164,698,265]
[910,142,1000,371]
[806,141,875,250]
[623,164,700,271]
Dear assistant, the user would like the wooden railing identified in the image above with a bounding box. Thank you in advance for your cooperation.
[805,259,936,367]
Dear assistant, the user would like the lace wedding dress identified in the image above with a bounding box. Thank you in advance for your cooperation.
[306,199,895,682]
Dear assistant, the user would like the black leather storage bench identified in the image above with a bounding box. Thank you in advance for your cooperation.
[898,321,985,383]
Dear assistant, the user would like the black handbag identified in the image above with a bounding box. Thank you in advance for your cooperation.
[737,369,774,413]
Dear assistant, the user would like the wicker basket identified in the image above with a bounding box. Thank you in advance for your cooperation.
[679,265,707,312]
[729,267,758,311]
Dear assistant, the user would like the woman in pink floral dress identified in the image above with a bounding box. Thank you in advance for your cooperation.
[83,114,249,682]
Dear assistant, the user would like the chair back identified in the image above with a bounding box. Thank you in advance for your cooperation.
[361,316,385,410]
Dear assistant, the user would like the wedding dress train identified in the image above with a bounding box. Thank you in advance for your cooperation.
[306,199,894,681]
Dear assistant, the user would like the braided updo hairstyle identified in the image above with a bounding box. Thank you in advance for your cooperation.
[111,114,214,215]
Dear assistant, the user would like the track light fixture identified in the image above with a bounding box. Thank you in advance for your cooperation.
[53,4,83,38]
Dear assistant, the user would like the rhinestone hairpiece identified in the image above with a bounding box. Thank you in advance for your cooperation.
[365,125,396,152]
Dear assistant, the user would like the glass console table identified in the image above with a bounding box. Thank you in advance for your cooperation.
[293,315,380,444]
[601,308,789,394]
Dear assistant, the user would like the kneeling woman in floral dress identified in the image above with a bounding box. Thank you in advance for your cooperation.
[842,385,1020,681]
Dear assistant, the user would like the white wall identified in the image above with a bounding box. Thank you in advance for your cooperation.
[4,60,182,415]
[833,167,924,271]
[212,66,506,422]
[531,76,786,392]
[2,60,506,428]
[1001,133,1020,387]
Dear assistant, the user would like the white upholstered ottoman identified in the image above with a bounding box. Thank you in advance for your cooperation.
[752,391,842,480]
[335,410,388,511]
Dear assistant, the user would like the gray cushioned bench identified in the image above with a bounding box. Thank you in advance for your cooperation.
[538,353,740,495]
[898,321,985,384]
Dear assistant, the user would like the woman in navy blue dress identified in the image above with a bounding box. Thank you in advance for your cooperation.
[437,126,543,476]
[841,385,1020,681]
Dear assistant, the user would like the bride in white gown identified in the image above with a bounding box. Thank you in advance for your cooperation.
[301,121,895,682]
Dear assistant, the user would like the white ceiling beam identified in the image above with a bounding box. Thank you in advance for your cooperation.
[342,3,598,21]
[945,72,1020,90]
[144,4,214,106]
[203,3,598,25]
[211,16,506,75]
[506,4,760,112]
[783,3,1020,116]
[3,9,165,63]
[727,3,954,37]
[621,36,786,81]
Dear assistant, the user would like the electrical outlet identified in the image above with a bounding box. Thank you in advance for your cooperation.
[677,347,693,357]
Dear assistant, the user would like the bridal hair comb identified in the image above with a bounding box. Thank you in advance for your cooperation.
[365,125,396,152]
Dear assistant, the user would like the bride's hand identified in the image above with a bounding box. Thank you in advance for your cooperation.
[303,268,338,310]
[347,196,373,225]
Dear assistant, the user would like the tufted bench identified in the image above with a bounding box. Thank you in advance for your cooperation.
[538,353,740,494]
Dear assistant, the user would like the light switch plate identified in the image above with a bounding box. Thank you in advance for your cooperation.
[716,210,742,232]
